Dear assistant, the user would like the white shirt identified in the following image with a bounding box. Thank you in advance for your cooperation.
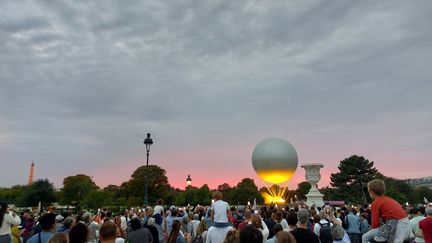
[120,216,128,231]
[205,226,233,243]
[277,218,289,230]
[153,205,164,215]
[211,200,229,223]
[0,212,21,235]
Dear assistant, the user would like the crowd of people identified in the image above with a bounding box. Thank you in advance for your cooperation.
[1,179,431,243]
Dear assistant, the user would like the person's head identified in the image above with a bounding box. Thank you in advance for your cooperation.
[272,224,283,236]
[243,209,252,220]
[367,179,386,199]
[426,204,432,216]
[68,222,89,243]
[274,211,283,222]
[39,213,56,231]
[313,214,320,223]
[157,199,164,205]
[196,219,207,235]
[147,218,155,226]
[331,225,345,241]
[99,221,118,243]
[130,218,142,230]
[239,225,263,243]
[213,191,223,200]
[167,220,181,243]
[48,233,69,243]
[265,210,272,219]
[105,211,112,218]
[0,202,8,227]
[287,212,298,227]
[223,229,239,243]
[81,212,91,224]
[63,217,74,229]
[182,214,189,225]
[297,208,310,225]
[275,231,296,243]
[360,212,368,220]
[251,215,262,229]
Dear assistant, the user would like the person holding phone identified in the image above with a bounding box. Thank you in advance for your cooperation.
[0,202,21,243]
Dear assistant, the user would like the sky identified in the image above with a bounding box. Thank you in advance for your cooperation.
[1,0,431,190]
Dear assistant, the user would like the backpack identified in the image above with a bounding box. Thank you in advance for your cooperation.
[319,221,333,243]
[192,234,203,243]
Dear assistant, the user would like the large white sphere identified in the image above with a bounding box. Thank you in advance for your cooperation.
[252,138,298,184]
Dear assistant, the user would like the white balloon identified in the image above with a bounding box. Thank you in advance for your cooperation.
[252,138,298,184]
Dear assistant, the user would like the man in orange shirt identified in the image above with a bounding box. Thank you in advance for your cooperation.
[361,179,411,243]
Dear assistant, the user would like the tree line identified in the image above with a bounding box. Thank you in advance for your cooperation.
[1,155,431,208]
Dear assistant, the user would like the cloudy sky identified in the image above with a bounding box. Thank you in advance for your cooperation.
[1,0,431,190]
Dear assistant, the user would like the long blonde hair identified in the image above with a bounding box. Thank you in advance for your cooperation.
[276,231,297,243]
[223,229,239,243]
[196,219,208,235]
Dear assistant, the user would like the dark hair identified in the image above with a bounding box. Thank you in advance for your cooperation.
[99,221,117,241]
[265,210,272,219]
[130,218,142,230]
[167,220,181,243]
[39,213,56,231]
[240,225,262,243]
[157,199,164,205]
[68,222,89,243]
[273,223,283,235]
[287,212,298,226]
[0,202,7,227]
[106,211,112,218]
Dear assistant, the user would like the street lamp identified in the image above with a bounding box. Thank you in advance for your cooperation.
[186,175,192,186]
[143,133,153,206]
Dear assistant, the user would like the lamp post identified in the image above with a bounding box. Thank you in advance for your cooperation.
[143,133,153,206]
[186,175,192,208]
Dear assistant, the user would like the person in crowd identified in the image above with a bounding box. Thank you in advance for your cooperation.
[251,214,269,243]
[190,213,200,237]
[104,212,113,222]
[223,229,239,243]
[127,218,153,243]
[419,204,432,243]
[195,219,208,243]
[274,211,288,231]
[237,209,252,231]
[358,213,369,237]
[286,212,298,232]
[362,179,411,243]
[68,222,89,243]
[180,215,193,238]
[266,224,283,243]
[48,233,69,243]
[410,205,426,243]
[345,207,361,243]
[239,224,262,243]
[0,202,21,243]
[331,225,350,243]
[153,199,165,226]
[11,224,20,243]
[167,220,190,243]
[119,211,128,232]
[275,231,296,243]
[205,221,233,243]
[290,208,319,243]
[144,218,159,243]
[263,210,276,239]
[55,215,65,232]
[313,209,334,243]
[81,212,99,243]
[57,217,73,233]
[210,191,231,228]
[99,221,118,243]
[28,213,55,243]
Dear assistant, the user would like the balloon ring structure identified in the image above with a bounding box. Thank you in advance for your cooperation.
[252,138,298,184]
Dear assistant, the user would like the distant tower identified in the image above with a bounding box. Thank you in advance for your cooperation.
[28,161,34,186]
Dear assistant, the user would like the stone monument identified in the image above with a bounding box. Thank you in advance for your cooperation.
[301,163,324,207]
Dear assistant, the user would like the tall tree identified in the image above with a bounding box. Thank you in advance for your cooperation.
[127,165,171,205]
[61,174,99,205]
[295,181,311,200]
[21,179,57,207]
[330,155,378,204]
[231,178,264,205]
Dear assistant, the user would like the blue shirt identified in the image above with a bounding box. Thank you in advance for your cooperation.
[27,231,53,243]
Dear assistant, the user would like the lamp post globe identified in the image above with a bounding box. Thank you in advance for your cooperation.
[143,133,153,206]
[186,175,192,186]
